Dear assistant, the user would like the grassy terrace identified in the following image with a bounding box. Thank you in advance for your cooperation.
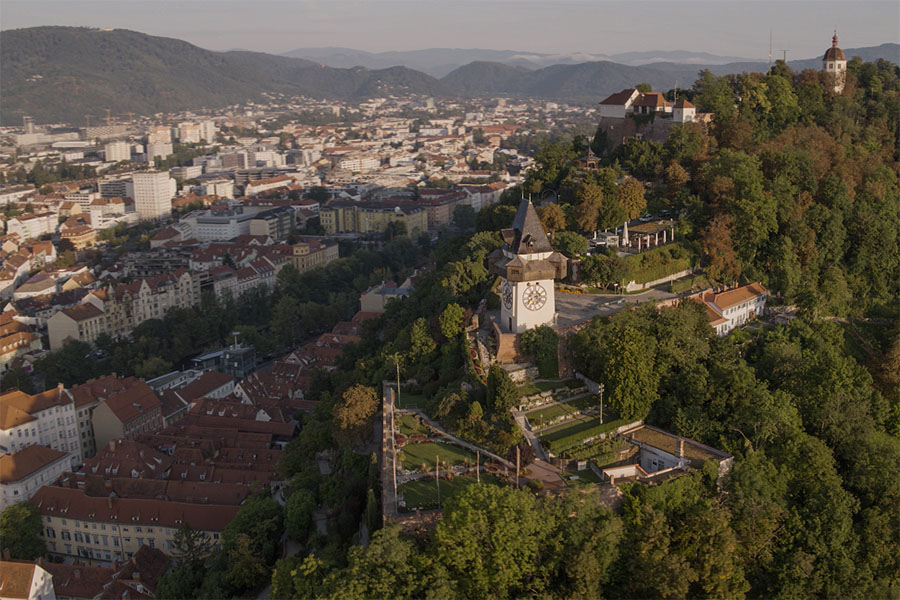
[397,413,430,437]
[539,413,629,455]
[517,378,581,398]
[400,474,502,511]
[399,441,475,471]
[395,392,429,410]
[562,468,603,485]
[525,395,598,427]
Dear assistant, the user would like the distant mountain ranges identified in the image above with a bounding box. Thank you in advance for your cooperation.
[1,26,897,126]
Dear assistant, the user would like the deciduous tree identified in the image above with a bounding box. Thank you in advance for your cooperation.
[0,503,45,560]
[616,177,647,221]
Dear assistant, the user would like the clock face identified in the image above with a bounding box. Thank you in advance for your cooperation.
[523,283,547,311]
[502,281,513,309]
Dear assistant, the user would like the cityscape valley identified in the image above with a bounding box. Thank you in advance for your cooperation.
[0,18,898,600]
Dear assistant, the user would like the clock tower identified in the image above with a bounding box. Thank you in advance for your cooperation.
[489,198,567,333]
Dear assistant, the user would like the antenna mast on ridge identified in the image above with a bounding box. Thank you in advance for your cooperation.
[768,29,773,66]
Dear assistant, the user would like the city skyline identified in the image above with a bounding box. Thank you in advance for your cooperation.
[1,0,898,61]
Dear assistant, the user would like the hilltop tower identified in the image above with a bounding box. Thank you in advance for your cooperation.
[489,198,567,333]
[823,31,847,93]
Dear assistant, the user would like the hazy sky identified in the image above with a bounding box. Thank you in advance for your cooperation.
[2,0,898,59]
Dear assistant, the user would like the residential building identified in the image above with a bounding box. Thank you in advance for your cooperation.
[46,304,106,350]
[132,172,174,221]
[98,176,133,200]
[249,207,295,240]
[0,329,42,373]
[146,126,172,144]
[291,241,339,273]
[0,445,70,510]
[170,165,202,180]
[198,120,217,143]
[319,202,427,235]
[360,280,412,313]
[181,207,260,242]
[146,142,173,162]
[243,175,293,196]
[0,561,55,600]
[177,122,201,144]
[695,282,769,336]
[29,486,238,565]
[6,213,57,242]
[195,178,234,199]
[90,379,162,447]
[104,141,130,163]
[59,225,96,250]
[0,387,80,466]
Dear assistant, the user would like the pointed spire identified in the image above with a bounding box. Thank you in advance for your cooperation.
[509,197,552,255]
[833,29,838,47]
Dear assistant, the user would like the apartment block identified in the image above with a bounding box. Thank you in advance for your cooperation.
[0,387,81,466]
[0,445,70,510]
[29,486,238,565]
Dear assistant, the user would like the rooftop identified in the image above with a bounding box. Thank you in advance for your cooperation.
[0,444,69,483]
[0,562,36,599]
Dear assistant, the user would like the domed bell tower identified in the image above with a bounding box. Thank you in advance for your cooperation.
[823,30,847,94]
[488,198,567,333]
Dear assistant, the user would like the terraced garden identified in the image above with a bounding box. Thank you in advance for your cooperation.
[397,413,430,436]
[400,474,503,511]
[517,378,581,398]
[539,413,630,456]
[525,395,598,428]
[399,441,476,471]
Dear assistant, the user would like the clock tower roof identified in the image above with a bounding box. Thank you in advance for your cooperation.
[501,198,553,255]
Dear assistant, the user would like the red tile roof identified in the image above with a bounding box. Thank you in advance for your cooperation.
[102,381,161,424]
[599,88,638,105]
[0,562,36,599]
[0,445,69,483]
[177,371,234,402]
[42,562,114,599]
[29,486,240,532]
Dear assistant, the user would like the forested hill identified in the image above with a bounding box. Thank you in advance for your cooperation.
[3,27,896,124]
[441,60,699,100]
[0,27,449,125]
[440,44,900,99]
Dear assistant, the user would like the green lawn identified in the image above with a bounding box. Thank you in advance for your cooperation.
[399,442,476,471]
[397,413,430,437]
[400,474,502,511]
[526,395,598,427]
[395,392,429,410]
[562,468,603,485]
[518,378,581,397]
[539,412,629,454]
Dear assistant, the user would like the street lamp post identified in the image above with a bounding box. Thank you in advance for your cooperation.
[599,383,605,424]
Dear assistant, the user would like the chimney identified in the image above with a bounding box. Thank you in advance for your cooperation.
[677,439,685,458]
[73,569,81,580]
[111,560,119,570]
[108,493,114,508]
[109,440,116,452]
[133,572,141,582]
